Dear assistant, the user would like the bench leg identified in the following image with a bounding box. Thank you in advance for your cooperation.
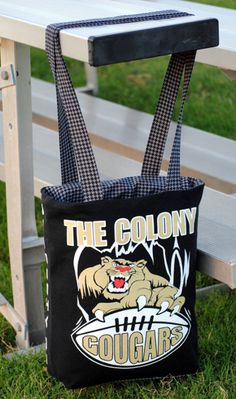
[1,40,45,348]
[84,64,98,94]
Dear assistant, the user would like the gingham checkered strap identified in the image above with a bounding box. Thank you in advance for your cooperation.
[142,51,196,190]
[45,10,192,202]
[166,52,196,190]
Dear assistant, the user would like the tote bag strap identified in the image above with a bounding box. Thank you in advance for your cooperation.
[142,51,196,188]
[46,24,102,202]
[166,52,196,190]
[45,10,192,202]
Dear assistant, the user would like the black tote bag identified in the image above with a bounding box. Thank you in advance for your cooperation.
[42,11,204,389]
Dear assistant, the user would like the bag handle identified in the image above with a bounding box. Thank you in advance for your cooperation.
[166,52,196,190]
[142,51,196,190]
[45,10,192,202]
[46,24,102,202]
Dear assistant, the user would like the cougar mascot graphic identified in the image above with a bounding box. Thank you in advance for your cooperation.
[78,256,185,321]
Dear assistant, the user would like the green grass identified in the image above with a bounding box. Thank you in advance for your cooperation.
[1,0,236,396]
[190,0,236,8]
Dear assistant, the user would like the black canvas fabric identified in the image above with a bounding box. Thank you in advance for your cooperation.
[42,10,204,389]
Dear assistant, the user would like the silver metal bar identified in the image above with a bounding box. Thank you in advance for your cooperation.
[196,283,230,299]
[4,343,45,359]
[84,64,98,94]
[1,40,45,348]
[0,293,28,338]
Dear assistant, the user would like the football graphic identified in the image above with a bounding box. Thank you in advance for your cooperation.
[71,307,190,368]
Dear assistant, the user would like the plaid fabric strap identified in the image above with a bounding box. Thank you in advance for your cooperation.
[45,10,192,202]
[166,52,196,190]
[142,51,196,190]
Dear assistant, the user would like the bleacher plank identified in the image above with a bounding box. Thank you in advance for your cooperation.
[198,188,236,289]
[0,116,142,197]
[28,78,236,194]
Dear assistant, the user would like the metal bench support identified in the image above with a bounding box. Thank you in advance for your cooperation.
[84,64,98,94]
[0,39,45,348]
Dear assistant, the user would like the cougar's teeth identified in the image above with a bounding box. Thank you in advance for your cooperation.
[110,274,130,282]
[107,281,129,293]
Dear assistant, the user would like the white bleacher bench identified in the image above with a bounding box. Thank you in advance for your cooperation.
[1,77,236,291]
[1,77,236,194]
[24,79,236,194]
[0,0,235,351]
